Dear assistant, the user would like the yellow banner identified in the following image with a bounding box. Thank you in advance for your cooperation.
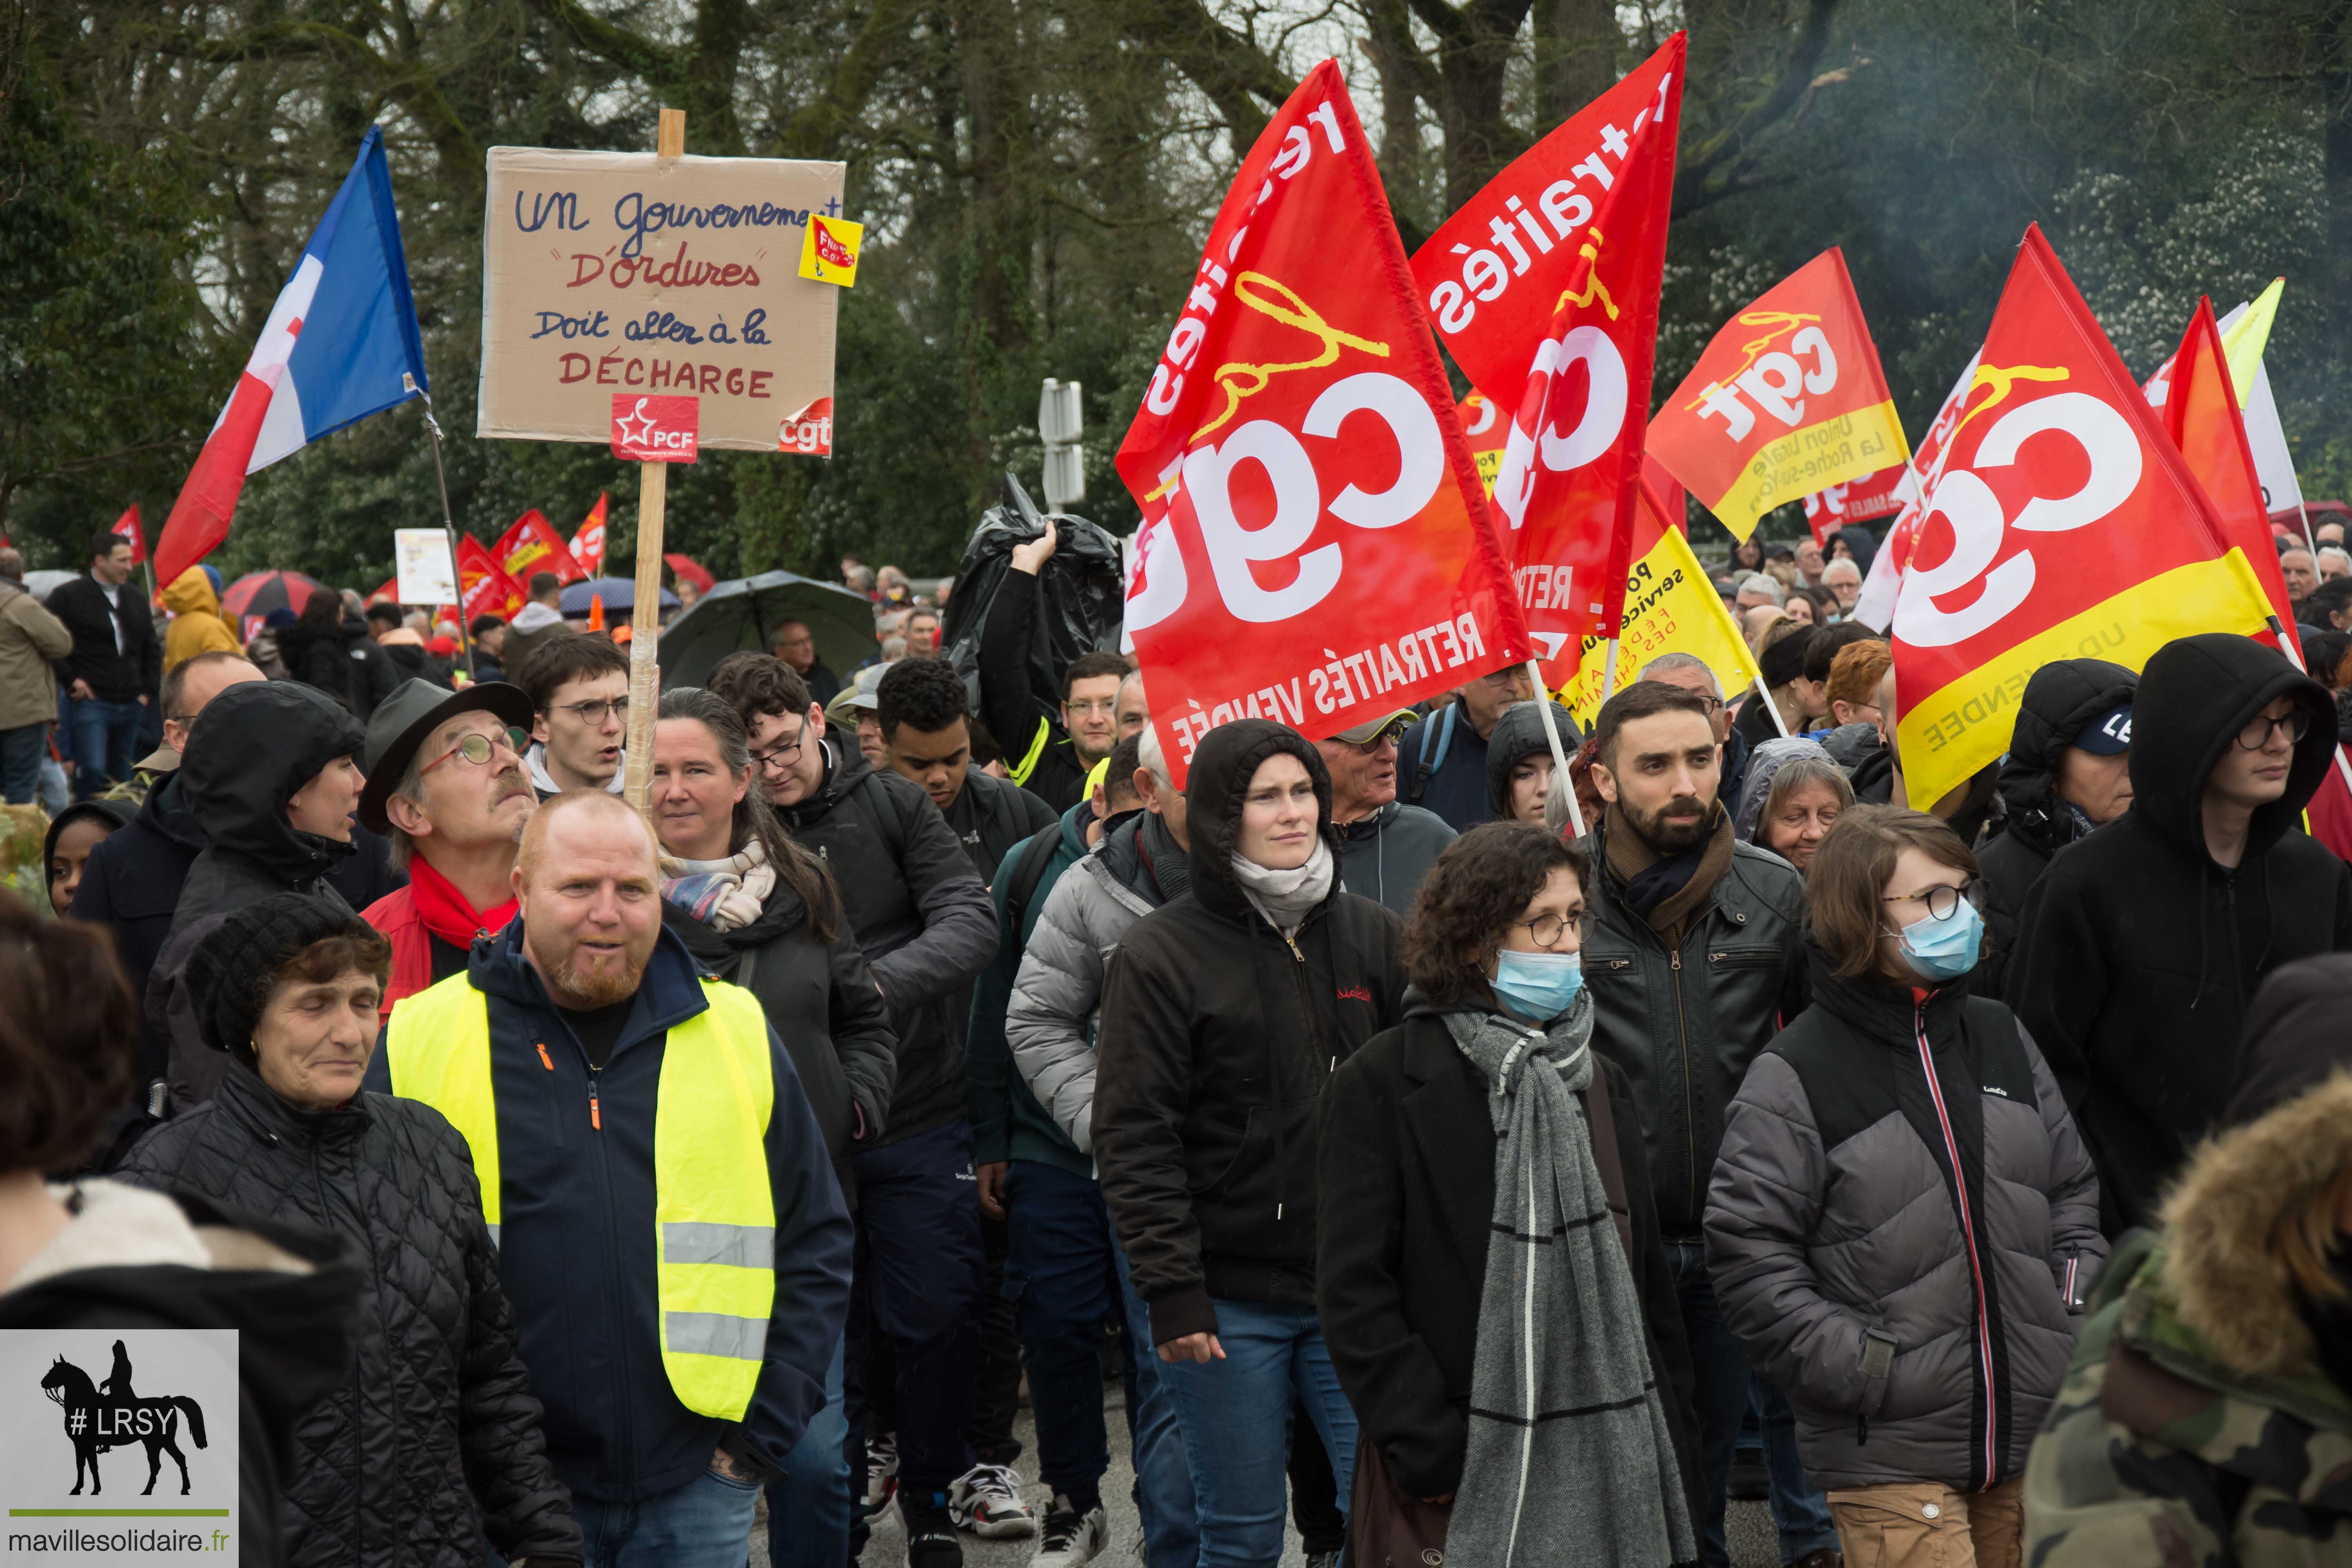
[1560,521,1762,728]
[1711,399,1909,537]
[1896,550,2273,809]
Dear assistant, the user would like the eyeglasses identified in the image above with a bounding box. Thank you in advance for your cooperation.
[550,697,627,726]
[420,728,531,777]
[1065,699,1118,717]
[1685,693,1726,715]
[1883,881,1979,921]
[2234,710,2310,750]
[1514,911,1593,948]
[1336,723,1407,754]
[752,726,808,770]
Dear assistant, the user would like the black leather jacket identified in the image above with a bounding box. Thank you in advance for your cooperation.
[1575,821,1810,1233]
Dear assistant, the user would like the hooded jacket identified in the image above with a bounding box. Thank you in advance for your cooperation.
[1975,659,2137,996]
[2005,634,2352,1236]
[365,920,852,1505]
[1706,949,2104,1492]
[1482,699,1581,822]
[1732,736,1835,844]
[773,740,997,1151]
[44,796,134,905]
[941,764,1058,884]
[0,573,73,730]
[2023,1069,2352,1566]
[161,568,242,673]
[1092,719,1407,1344]
[115,1066,582,1567]
[0,1181,363,1568]
[1334,799,1455,917]
[71,774,206,1089]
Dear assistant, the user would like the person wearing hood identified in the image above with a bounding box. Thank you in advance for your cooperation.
[45,795,132,915]
[1313,706,1457,917]
[0,891,365,1568]
[116,895,584,1568]
[1394,664,1538,832]
[2024,951,2352,1565]
[1828,524,1876,575]
[148,679,369,1111]
[1708,806,2103,1568]
[503,575,573,673]
[1484,698,1583,826]
[1973,659,2137,997]
[1093,718,1408,1566]
[279,590,361,712]
[1733,738,1851,873]
[650,688,897,1568]
[706,652,998,1568]
[161,565,241,673]
[2006,633,2352,1237]
[516,633,629,795]
[1317,824,1700,1566]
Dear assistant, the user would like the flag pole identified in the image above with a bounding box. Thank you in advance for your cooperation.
[408,377,477,682]
[1599,637,1621,703]
[621,107,687,820]
[1750,671,1794,739]
[1525,658,1585,838]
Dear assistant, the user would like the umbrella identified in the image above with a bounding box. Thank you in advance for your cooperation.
[659,571,877,690]
[221,570,331,621]
[561,576,678,617]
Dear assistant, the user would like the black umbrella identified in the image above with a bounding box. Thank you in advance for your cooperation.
[658,571,876,690]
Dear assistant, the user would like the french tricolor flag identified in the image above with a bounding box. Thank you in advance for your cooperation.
[156,127,429,587]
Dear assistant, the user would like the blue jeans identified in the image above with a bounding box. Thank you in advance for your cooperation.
[1004,1160,1198,1568]
[1750,1374,1839,1563]
[763,1336,848,1568]
[67,695,140,800]
[1157,1298,1356,1568]
[574,1465,760,1568]
[0,722,43,804]
[1668,1236,1759,1568]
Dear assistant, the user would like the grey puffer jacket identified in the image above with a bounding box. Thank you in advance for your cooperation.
[1705,946,2105,1493]
[1005,819,1160,1154]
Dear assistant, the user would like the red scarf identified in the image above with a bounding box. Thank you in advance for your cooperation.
[407,855,518,949]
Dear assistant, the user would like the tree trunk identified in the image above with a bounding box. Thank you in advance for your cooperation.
[1531,0,1620,131]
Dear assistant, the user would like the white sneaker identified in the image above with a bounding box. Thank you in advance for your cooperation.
[947,1461,1036,1539]
[1031,1494,1107,1566]
[862,1431,899,1519]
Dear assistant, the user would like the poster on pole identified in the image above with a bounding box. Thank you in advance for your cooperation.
[394,527,460,604]
[477,148,846,453]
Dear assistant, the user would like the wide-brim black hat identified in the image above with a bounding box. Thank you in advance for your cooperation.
[358,678,537,834]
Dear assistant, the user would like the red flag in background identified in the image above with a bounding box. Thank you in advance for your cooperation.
[1422,33,1684,684]
[494,508,585,586]
[111,505,146,566]
[664,554,716,596]
[1804,462,1908,542]
[1888,225,2274,811]
[1642,452,1686,534]
[1115,61,1529,785]
[569,492,609,575]
[2149,299,2299,633]
[456,534,528,622]
[1455,390,1508,496]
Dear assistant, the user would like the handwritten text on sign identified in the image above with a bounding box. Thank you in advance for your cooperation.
[478,147,845,453]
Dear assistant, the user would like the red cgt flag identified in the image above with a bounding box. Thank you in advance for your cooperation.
[457,534,528,622]
[1115,61,1529,785]
[2147,299,2298,634]
[1415,34,1684,684]
[569,492,608,576]
[664,553,716,595]
[1649,247,1908,541]
[1889,225,2274,810]
[494,508,585,587]
[111,505,146,566]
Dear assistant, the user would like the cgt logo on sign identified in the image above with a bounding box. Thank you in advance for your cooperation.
[780,397,834,457]
[611,394,700,463]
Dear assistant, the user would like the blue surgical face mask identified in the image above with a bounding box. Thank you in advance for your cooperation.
[1895,899,1984,982]
[1492,949,1584,1020]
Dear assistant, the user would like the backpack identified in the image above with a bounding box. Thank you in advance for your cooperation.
[1000,820,1064,939]
[1401,702,1459,806]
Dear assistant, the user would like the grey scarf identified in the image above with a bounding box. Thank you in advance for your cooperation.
[1228,837,1333,935]
[1441,994,1696,1568]
[1140,810,1192,902]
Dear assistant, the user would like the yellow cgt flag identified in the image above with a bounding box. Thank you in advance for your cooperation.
[1557,480,1762,728]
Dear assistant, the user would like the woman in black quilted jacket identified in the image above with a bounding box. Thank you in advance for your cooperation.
[116,894,581,1568]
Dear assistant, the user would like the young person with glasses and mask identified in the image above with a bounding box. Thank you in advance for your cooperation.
[515,634,630,796]
[1710,805,2103,1568]
[2007,633,2352,1238]
[1318,822,1700,1567]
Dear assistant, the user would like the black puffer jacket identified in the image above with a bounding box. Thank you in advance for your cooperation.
[115,1066,581,1568]
[1093,719,1407,1344]
[1707,950,2103,1492]
[2007,633,2352,1236]
[773,741,996,1149]
[1975,659,2137,996]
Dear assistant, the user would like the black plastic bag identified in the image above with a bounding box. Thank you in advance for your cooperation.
[940,473,1125,720]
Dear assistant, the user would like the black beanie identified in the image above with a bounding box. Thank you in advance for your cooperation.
[188,893,375,1058]
[1759,627,1817,690]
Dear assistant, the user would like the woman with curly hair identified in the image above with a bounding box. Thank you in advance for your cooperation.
[1316,822,1700,1566]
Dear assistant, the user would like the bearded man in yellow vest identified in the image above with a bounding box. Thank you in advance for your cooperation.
[367,789,852,1567]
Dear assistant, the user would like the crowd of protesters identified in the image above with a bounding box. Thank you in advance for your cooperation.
[4,507,2352,1568]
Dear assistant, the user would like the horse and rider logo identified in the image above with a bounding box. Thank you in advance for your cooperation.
[38,1339,209,1495]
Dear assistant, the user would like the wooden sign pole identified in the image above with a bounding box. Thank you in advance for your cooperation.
[621,105,687,817]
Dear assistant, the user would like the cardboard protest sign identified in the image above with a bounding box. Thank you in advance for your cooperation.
[478,147,844,454]
[394,528,459,604]
[1114,62,1529,784]
[1650,249,1908,541]
[1557,477,1760,727]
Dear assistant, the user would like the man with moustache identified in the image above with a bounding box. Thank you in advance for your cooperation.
[356,680,542,1006]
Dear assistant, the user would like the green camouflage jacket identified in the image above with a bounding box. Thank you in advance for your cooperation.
[2025,1229,2352,1565]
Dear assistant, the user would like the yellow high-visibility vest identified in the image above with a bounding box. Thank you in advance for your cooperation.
[388,972,777,1421]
